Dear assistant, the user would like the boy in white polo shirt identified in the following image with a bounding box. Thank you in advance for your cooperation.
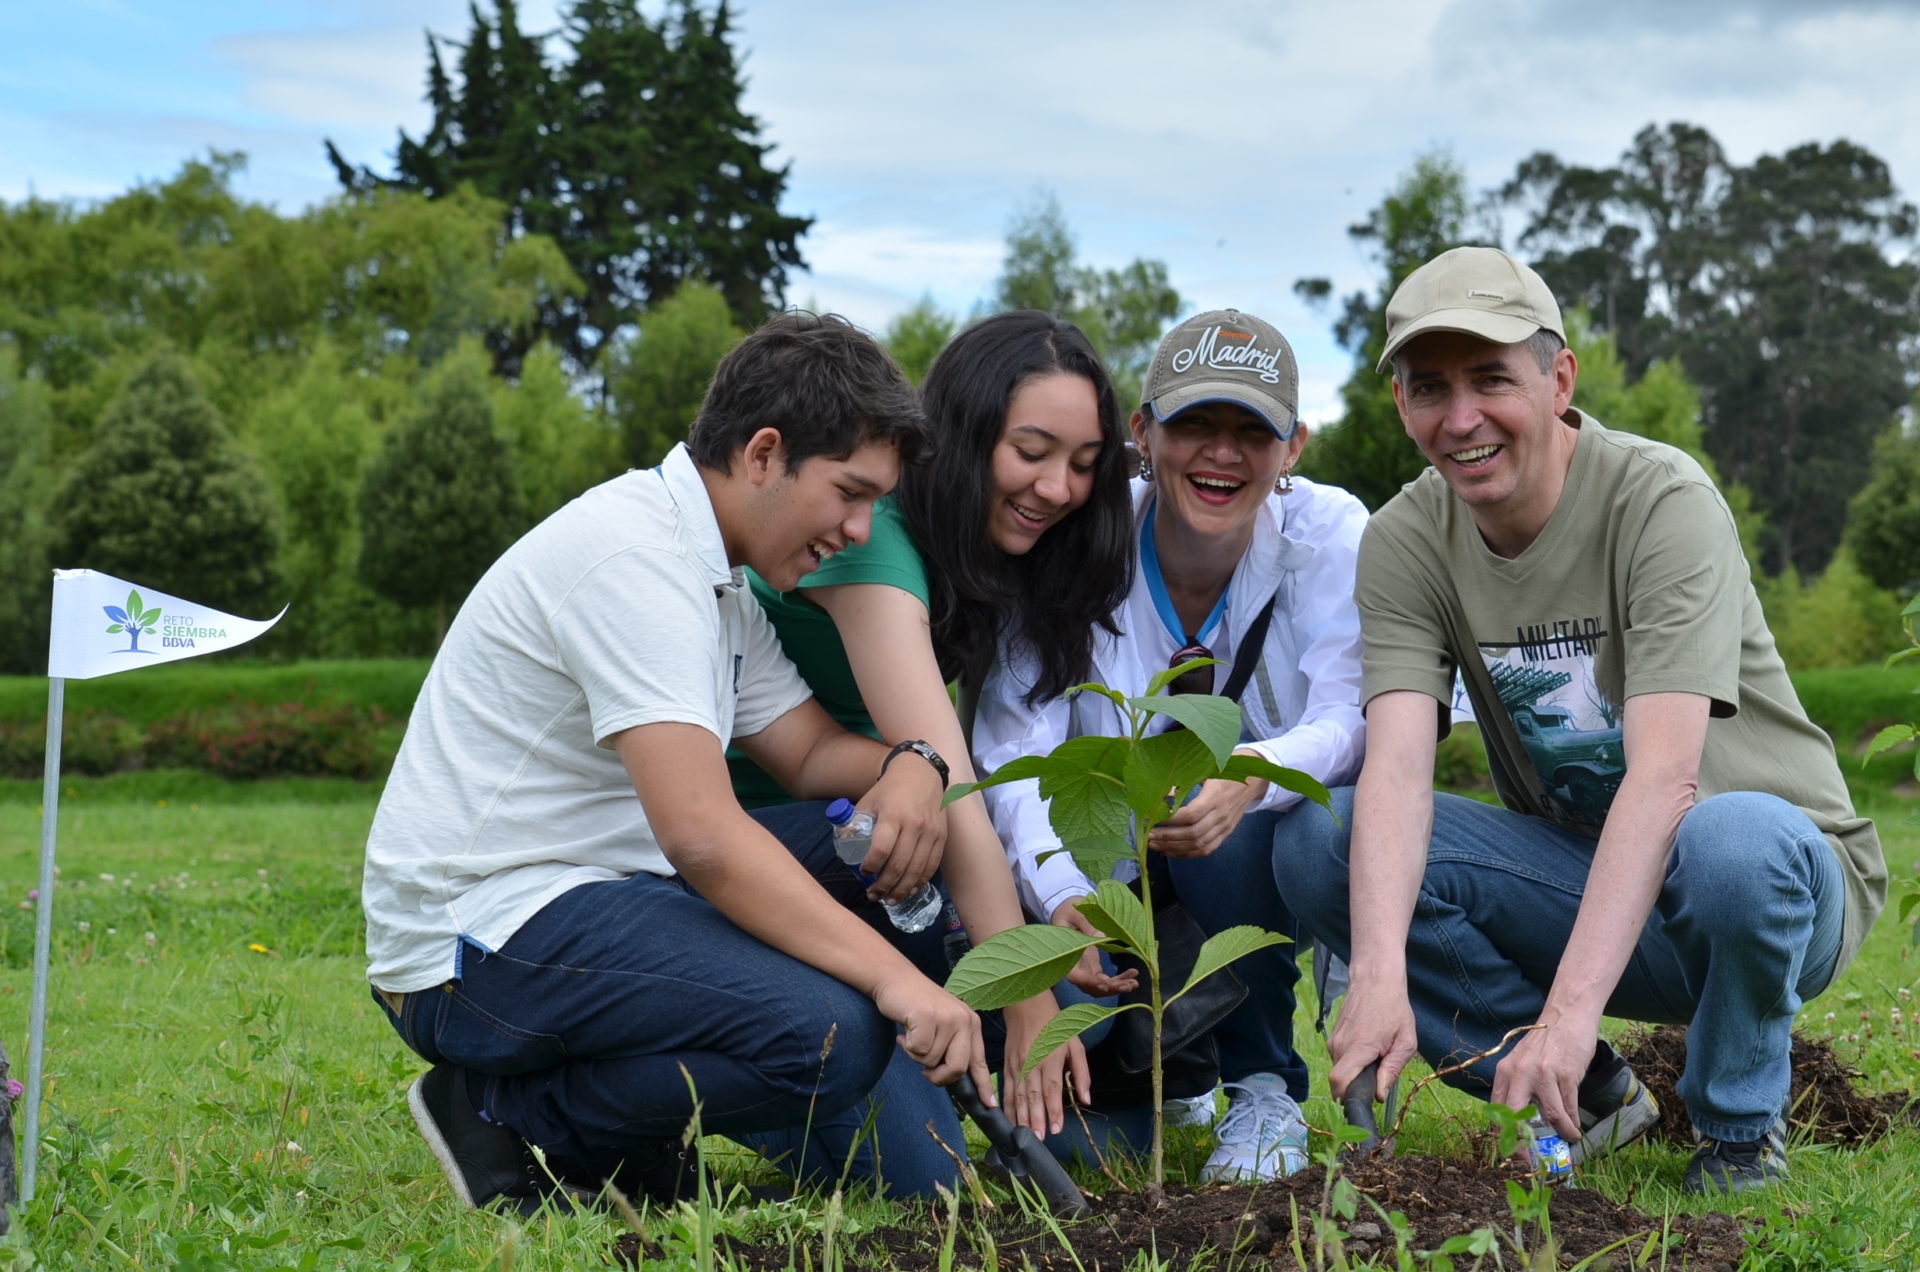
[364,313,991,1213]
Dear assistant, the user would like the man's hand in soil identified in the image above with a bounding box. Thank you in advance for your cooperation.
[1326,980,1419,1101]
[1491,1019,1595,1145]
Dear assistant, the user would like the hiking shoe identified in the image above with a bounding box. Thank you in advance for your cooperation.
[409,1065,573,1216]
[1568,1044,1661,1165]
[1200,1073,1309,1182]
[1165,1091,1219,1130]
[1683,1114,1788,1195]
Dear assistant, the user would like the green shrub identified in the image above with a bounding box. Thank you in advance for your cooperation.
[1760,551,1904,672]
[0,700,399,780]
[146,701,393,780]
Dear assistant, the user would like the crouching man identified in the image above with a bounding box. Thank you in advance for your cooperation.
[363,313,989,1214]
[1278,248,1884,1193]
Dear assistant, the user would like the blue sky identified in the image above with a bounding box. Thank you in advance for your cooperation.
[7,0,1919,421]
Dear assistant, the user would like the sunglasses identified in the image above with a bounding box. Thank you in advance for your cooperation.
[1166,642,1216,697]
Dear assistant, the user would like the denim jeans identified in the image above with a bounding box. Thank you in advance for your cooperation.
[1275,787,1844,1141]
[376,800,966,1197]
[1031,806,1310,1164]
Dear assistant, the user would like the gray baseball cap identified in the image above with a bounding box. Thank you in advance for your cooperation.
[1377,247,1565,373]
[1142,308,1299,439]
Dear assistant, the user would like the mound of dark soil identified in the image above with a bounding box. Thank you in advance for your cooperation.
[1619,1025,1919,1147]
[614,1153,1749,1271]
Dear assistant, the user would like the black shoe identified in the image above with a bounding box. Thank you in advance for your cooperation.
[1683,1114,1788,1194]
[553,1139,703,1208]
[1569,1042,1660,1165]
[409,1065,580,1215]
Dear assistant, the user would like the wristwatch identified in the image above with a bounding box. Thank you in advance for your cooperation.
[882,739,949,790]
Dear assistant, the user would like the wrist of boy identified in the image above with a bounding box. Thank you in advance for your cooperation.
[881,739,949,789]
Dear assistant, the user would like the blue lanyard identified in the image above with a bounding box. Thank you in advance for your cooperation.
[1140,499,1228,647]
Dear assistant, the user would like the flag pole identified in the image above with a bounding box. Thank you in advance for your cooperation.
[23,676,64,1205]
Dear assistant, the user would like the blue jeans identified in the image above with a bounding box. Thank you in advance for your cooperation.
[1275,787,1844,1141]
[1036,807,1310,1164]
[376,801,965,1197]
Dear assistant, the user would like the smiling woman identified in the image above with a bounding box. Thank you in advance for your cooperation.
[973,307,1371,1181]
[727,311,1138,1139]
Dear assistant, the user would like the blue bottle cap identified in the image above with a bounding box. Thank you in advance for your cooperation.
[824,798,855,825]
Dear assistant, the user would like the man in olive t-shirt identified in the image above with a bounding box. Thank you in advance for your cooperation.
[1277,247,1884,1194]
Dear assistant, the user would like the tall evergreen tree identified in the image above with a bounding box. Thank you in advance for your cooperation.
[357,346,523,642]
[328,0,810,379]
[50,352,281,617]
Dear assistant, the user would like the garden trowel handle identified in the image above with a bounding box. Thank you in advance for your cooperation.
[950,1075,1091,1219]
[1342,1060,1384,1157]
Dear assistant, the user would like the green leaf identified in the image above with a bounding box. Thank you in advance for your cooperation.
[1056,834,1134,883]
[1902,593,1920,618]
[1019,1003,1130,1080]
[944,747,1106,806]
[1887,646,1920,668]
[1131,693,1243,763]
[1900,891,1920,924]
[1078,879,1155,962]
[1863,724,1917,765]
[1035,736,1135,846]
[1065,680,1129,710]
[105,624,125,634]
[127,590,144,617]
[1222,754,1335,812]
[1146,656,1224,699]
[141,606,163,627]
[946,925,1100,1011]
[1123,728,1218,821]
[1008,1004,1116,1080]
[1168,926,1291,1009]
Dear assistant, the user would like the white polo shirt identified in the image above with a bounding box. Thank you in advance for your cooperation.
[363,444,812,992]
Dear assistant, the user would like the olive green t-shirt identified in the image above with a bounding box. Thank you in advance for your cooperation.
[727,498,931,808]
[1357,412,1885,972]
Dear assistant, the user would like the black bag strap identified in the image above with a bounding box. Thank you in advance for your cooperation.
[1218,590,1279,704]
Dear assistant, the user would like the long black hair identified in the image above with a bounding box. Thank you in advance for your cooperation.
[896,311,1134,705]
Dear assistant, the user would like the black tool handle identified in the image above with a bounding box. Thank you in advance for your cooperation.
[951,1075,1090,1218]
[1342,1060,1383,1157]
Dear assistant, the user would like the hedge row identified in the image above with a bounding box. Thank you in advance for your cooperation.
[0,701,400,781]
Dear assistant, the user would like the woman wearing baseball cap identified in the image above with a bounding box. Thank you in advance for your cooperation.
[974,309,1369,1180]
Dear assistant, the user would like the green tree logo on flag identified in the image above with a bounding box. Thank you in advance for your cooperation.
[102,590,162,654]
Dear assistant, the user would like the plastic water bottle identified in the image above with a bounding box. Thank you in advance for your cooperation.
[824,798,943,933]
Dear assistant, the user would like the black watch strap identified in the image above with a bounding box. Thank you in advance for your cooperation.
[882,739,949,789]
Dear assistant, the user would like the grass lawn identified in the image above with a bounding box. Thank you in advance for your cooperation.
[0,718,1915,1265]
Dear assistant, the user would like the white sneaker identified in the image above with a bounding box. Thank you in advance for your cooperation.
[1201,1073,1309,1182]
[1164,1091,1218,1129]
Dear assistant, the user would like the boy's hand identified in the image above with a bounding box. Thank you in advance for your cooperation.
[855,751,946,901]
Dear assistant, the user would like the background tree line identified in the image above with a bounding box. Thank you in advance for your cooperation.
[1,1,1915,676]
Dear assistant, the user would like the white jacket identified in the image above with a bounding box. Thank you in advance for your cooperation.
[973,476,1369,921]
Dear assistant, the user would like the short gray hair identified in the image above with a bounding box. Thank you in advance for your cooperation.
[1390,327,1566,381]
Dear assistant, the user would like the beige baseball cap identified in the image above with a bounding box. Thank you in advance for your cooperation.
[1377,247,1565,373]
[1142,308,1299,439]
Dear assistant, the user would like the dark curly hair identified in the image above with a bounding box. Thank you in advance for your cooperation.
[688,311,928,473]
[896,311,1134,705]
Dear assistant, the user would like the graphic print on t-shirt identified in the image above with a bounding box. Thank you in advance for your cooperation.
[1477,617,1624,827]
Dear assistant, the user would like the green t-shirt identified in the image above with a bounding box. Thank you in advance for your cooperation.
[1357,412,1885,972]
[727,497,931,808]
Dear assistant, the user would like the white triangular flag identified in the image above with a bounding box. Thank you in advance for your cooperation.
[47,569,286,680]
